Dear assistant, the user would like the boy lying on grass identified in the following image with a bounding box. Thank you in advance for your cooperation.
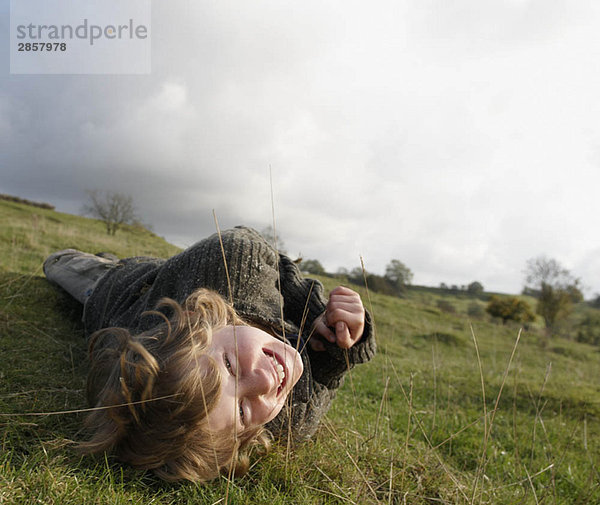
[44,226,375,481]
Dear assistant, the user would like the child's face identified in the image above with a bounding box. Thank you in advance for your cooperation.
[205,325,304,434]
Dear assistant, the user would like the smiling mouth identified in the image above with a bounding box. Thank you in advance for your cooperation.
[264,349,287,395]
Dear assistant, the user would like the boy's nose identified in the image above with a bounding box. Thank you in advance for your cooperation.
[243,364,276,397]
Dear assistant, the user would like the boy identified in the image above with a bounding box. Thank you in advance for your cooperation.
[44,226,375,481]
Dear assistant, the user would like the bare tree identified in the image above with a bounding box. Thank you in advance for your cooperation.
[525,256,571,287]
[82,190,137,235]
[524,256,583,330]
[260,225,287,254]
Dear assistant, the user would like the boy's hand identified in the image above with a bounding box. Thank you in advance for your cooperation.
[310,286,365,351]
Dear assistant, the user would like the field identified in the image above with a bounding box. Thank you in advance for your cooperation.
[1,199,598,504]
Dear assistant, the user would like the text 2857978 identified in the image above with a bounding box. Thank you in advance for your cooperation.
[18,42,67,51]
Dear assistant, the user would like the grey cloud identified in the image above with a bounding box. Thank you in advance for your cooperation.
[3,0,600,294]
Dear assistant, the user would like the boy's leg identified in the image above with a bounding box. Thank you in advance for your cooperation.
[43,249,118,304]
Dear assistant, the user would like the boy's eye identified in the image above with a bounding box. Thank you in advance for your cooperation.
[224,354,233,373]
[239,403,245,424]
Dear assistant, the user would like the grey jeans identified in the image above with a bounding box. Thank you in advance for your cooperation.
[43,249,117,304]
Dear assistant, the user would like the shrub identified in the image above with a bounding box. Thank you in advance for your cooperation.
[300,259,326,275]
[348,268,398,296]
[467,302,486,319]
[588,294,600,310]
[417,332,464,346]
[576,313,600,346]
[486,295,535,325]
[436,300,456,314]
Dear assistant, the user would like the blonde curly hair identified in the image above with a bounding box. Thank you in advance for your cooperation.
[79,288,271,482]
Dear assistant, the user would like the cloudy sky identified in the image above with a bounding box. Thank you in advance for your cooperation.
[2,0,600,295]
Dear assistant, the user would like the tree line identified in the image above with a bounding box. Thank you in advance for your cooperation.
[300,253,594,338]
[83,191,597,340]
[300,257,415,297]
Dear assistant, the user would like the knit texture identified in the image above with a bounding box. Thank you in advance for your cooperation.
[83,226,376,441]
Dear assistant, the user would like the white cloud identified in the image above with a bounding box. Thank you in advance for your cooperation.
[2,0,600,294]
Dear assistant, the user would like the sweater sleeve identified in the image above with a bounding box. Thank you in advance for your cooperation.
[306,310,376,388]
[267,312,377,442]
[277,254,377,387]
[277,254,328,335]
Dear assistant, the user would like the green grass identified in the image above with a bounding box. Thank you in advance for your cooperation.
[1,199,599,504]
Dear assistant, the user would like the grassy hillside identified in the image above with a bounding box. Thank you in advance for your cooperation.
[1,199,598,504]
[0,199,180,275]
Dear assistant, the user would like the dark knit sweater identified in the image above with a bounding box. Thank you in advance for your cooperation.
[83,226,376,441]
